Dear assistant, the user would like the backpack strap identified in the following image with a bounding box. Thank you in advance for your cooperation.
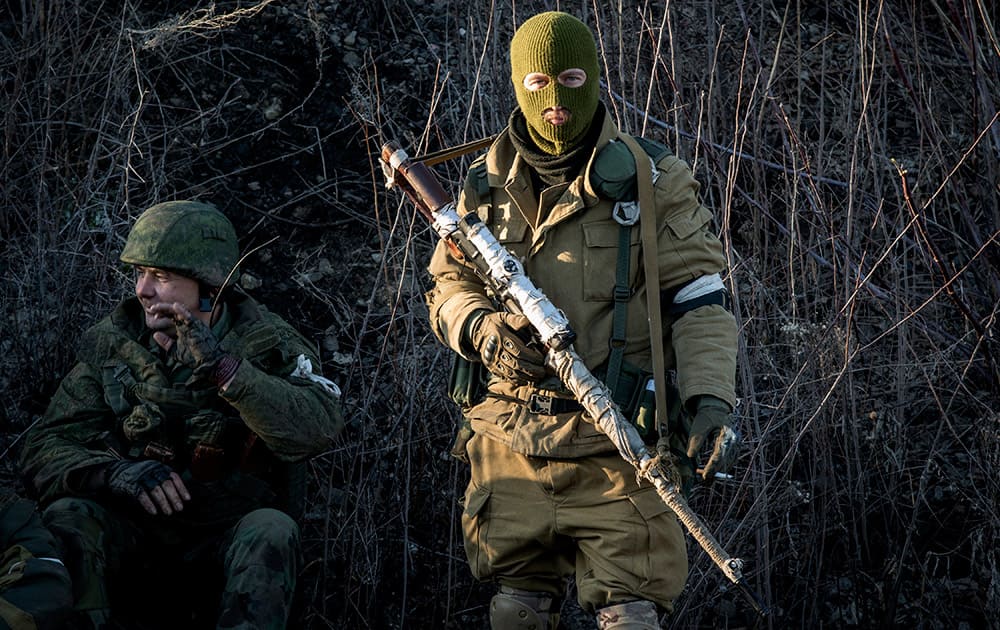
[605,197,638,403]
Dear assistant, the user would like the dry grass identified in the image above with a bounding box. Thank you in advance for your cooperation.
[1,1,998,628]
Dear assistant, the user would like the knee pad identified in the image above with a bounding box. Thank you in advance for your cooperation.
[596,600,660,630]
[490,586,560,630]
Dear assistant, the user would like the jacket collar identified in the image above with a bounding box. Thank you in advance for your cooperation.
[484,113,622,231]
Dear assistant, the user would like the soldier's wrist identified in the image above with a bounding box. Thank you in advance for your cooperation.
[212,354,242,389]
[462,309,491,353]
[695,394,731,413]
[70,461,116,494]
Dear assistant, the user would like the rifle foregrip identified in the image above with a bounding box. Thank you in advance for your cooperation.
[381,142,453,212]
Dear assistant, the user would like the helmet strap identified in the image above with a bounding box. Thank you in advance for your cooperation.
[198,284,214,313]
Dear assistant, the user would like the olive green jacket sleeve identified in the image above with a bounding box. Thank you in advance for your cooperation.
[425,168,495,359]
[652,155,738,409]
[19,361,122,504]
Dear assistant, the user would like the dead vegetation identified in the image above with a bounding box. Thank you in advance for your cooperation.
[1,1,998,628]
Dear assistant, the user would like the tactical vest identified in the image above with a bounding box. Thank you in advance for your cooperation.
[87,295,306,524]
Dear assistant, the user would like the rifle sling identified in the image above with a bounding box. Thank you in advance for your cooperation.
[618,135,669,435]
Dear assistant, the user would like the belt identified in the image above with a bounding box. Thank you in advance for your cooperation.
[524,393,583,416]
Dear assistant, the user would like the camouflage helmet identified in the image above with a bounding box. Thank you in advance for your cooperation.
[120,200,239,288]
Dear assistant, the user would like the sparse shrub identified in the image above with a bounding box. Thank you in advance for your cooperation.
[1,1,997,628]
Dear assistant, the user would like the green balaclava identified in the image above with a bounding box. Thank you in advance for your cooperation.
[510,11,601,155]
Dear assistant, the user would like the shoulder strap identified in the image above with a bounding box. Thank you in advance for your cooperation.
[102,361,138,417]
[619,135,669,435]
[466,159,490,202]
[604,219,632,396]
[462,158,492,222]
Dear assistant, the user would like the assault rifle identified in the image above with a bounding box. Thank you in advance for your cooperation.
[380,140,768,617]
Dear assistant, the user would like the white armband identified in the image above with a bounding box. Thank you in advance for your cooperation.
[673,273,726,305]
[291,354,341,397]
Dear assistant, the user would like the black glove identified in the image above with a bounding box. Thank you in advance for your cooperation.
[467,311,547,384]
[105,460,173,504]
[686,396,739,482]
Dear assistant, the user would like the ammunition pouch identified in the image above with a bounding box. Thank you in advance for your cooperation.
[447,354,489,463]
[448,353,489,408]
[600,361,687,446]
[190,443,226,482]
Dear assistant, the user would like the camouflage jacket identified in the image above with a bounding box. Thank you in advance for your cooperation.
[20,290,344,524]
[426,114,738,458]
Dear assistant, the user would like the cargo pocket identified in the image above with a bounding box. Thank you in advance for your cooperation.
[461,483,493,580]
[493,206,528,245]
[582,221,640,302]
[627,486,687,603]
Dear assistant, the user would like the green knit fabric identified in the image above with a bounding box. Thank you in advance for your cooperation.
[509,11,600,155]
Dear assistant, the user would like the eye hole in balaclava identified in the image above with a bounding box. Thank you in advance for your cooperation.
[510,11,601,156]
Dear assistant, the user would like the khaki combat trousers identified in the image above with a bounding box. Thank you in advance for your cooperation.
[462,433,687,614]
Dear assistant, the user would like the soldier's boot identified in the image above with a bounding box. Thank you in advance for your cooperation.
[489,585,561,629]
[595,600,660,630]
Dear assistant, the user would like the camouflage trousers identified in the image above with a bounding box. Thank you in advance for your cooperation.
[42,498,300,629]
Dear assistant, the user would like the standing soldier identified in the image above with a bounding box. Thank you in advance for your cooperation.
[20,201,345,629]
[425,11,740,629]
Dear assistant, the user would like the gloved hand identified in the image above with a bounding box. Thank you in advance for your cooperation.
[149,302,241,386]
[467,310,547,384]
[105,460,191,516]
[655,436,693,492]
[686,395,739,483]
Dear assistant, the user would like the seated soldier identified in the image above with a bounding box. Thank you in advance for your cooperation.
[19,200,345,629]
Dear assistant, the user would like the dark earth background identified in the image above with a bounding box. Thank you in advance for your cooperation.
[1,1,998,628]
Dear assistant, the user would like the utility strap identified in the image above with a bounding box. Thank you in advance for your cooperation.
[619,135,669,434]
[605,223,632,399]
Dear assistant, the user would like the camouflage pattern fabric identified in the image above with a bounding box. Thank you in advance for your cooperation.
[19,289,343,628]
[119,201,239,288]
[20,289,343,505]
[43,498,299,629]
[217,508,300,629]
[0,491,72,630]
